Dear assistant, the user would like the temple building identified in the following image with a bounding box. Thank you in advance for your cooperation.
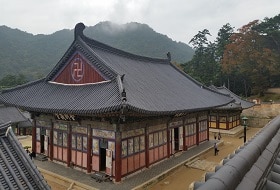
[0,23,233,182]
[208,85,254,131]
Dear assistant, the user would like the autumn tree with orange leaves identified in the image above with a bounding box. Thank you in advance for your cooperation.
[222,19,280,96]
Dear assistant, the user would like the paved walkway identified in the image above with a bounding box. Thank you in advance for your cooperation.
[34,140,218,190]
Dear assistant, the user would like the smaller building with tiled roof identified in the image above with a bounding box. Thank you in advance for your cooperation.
[0,122,50,190]
[0,105,27,124]
[208,85,255,130]
[0,105,32,135]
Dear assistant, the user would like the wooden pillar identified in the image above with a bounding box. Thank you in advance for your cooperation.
[32,119,37,153]
[145,125,149,168]
[196,114,199,145]
[50,121,54,161]
[183,118,186,150]
[23,128,26,136]
[67,123,71,167]
[87,124,92,173]
[115,125,122,182]
[167,121,170,158]
[217,112,219,129]
[207,113,210,141]
[16,125,19,135]
[226,112,229,130]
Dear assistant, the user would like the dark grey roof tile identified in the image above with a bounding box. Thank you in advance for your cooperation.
[255,153,272,172]
[195,178,228,190]
[266,138,279,154]
[236,173,259,190]
[270,171,280,185]
[0,105,28,124]
[272,163,280,174]
[226,153,253,177]
[266,180,280,190]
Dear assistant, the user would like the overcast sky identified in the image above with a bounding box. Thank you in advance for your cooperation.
[0,0,279,44]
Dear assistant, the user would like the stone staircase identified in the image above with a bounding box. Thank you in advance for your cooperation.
[35,153,48,161]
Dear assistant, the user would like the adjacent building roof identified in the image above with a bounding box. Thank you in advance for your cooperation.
[0,105,30,125]
[0,122,50,190]
[0,23,233,116]
[209,85,254,110]
[193,116,280,190]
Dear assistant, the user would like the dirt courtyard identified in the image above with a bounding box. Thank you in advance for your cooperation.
[149,127,262,190]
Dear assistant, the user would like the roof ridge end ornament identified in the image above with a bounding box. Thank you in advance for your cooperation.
[121,74,125,82]
[75,22,86,40]
[167,52,171,61]
[120,88,127,122]
[121,89,127,103]
[116,74,127,103]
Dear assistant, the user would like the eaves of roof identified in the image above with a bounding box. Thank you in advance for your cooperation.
[0,78,123,116]
[212,102,242,110]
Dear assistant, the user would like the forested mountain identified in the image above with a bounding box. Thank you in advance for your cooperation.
[0,22,194,80]
[0,26,72,80]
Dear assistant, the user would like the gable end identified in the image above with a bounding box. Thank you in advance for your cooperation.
[53,52,107,84]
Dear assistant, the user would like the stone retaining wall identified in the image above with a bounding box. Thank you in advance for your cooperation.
[242,103,280,127]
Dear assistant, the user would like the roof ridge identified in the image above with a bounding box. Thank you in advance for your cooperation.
[75,37,119,78]
[45,39,78,81]
[169,64,233,100]
[116,74,127,122]
[215,85,254,104]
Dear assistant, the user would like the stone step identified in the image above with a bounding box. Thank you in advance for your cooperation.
[35,154,48,161]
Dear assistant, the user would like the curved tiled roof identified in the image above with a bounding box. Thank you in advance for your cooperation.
[209,85,255,110]
[0,105,28,124]
[0,78,122,115]
[0,23,233,116]
[0,122,50,189]
[194,116,280,190]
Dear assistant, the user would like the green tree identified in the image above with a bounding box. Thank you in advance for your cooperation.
[0,74,28,89]
[183,29,220,85]
[189,29,211,49]
[215,23,235,89]
[253,14,280,51]
[215,23,234,63]
[252,14,280,87]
